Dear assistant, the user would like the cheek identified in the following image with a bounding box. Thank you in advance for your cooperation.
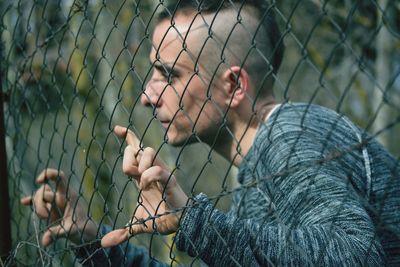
[181,94,206,121]
[161,86,181,109]
[171,76,219,123]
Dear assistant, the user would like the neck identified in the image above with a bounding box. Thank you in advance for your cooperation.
[213,99,276,167]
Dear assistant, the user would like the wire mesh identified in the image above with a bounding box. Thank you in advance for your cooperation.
[1,0,399,266]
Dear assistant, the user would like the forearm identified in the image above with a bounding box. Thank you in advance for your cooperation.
[175,194,385,266]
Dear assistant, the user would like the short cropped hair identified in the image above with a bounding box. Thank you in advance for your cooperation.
[156,0,285,95]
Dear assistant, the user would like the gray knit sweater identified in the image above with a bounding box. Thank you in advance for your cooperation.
[77,103,400,266]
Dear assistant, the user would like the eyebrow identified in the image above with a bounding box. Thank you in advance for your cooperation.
[153,62,182,77]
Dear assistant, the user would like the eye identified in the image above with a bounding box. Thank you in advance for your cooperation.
[160,71,168,80]
[167,72,177,83]
[152,64,180,84]
[161,70,179,84]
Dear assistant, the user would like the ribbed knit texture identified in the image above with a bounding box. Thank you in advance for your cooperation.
[78,103,399,266]
[175,103,400,266]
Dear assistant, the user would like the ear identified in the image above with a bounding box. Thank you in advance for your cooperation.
[221,66,250,108]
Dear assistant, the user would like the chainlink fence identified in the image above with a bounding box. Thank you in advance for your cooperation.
[1,0,399,266]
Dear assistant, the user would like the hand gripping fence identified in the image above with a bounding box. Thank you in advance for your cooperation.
[1,0,399,266]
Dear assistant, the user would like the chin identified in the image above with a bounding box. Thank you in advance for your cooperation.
[166,133,198,147]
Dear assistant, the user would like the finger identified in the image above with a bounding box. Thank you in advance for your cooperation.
[140,166,171,190]
[122,145,140,176]
[33,189,56,219]
[138,147,157,174]
[140,167,188,208]
[114,125,141,152]
[101,228,129,248]
[39,190,57,203]
[36,168,67,193]
[101,221,152,248]
[138,147,167,174]
[46,203,52,212]
[41,224,66,247]
[21,196,32,205]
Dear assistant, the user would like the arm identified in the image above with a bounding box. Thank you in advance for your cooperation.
[175,108,386,266]
[175,170,385,266]
[103,120,384,265]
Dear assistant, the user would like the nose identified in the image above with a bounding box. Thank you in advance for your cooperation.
[141,79,163,107]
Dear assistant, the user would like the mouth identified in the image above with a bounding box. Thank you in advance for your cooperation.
[160,121,171,129]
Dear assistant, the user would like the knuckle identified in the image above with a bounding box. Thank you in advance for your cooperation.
[123,163,139,176]
[122,164,133,174]
[122,166,129,174]
[43,184,51,191]
[153,165,164,175]
[143,147,156,158]
[36,206,50,218]
[143,147,154,153]
[124,145,132,155]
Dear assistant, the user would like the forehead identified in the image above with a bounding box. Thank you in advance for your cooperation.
[150,13,207,66]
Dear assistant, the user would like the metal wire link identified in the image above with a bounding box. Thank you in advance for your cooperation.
[1,0,399,266]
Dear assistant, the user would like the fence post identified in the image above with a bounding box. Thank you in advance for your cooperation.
[0,58,12,262]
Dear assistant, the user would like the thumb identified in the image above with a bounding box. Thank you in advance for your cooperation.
[41,224,66,247]
[101,223,148,248]
[101,228,128,248]
[21,196,33,205]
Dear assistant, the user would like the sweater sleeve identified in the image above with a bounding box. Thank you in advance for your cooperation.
[74,225,167,267]
[174,105,385,266]
[174,178,384,266]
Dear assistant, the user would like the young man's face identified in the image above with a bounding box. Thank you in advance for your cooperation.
[141,14,229,146]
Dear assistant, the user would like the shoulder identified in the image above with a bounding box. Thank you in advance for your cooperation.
[256,102,354,143]
[268,102,345,128]
[248,102,363,169]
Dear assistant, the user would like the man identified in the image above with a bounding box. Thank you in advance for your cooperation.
[22,0,400,266]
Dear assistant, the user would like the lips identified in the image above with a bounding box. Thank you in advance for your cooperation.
[160,121,171,129]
